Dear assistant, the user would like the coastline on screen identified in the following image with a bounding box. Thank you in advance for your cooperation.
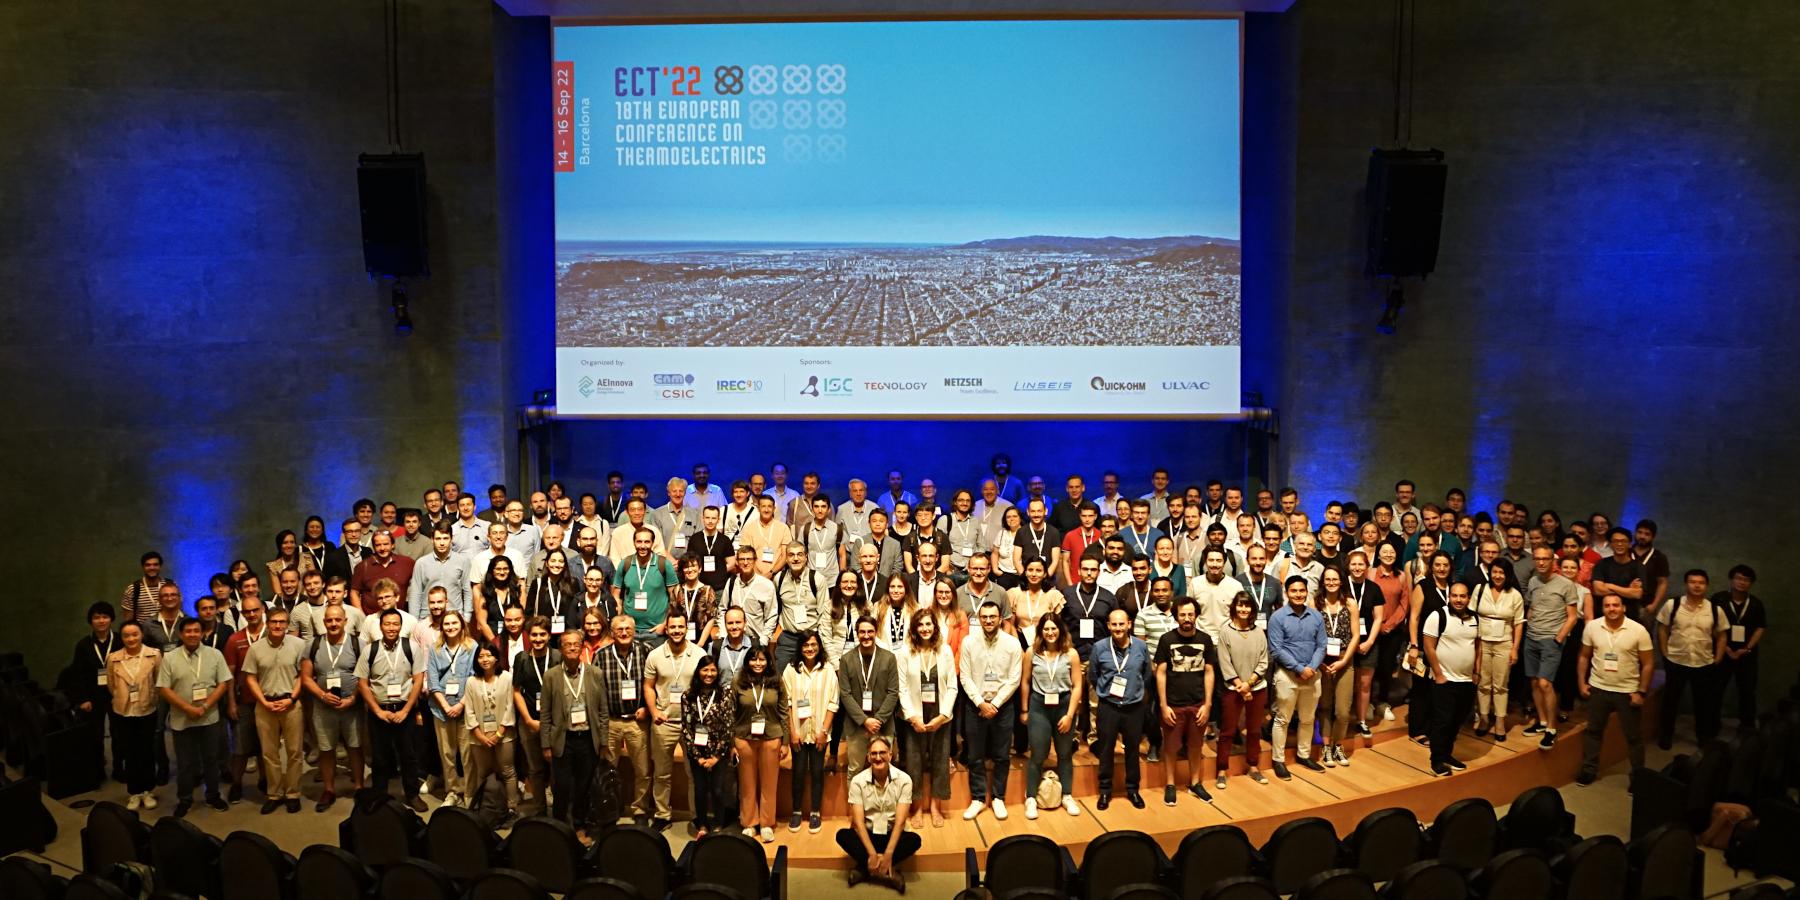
[552,18,1242,417]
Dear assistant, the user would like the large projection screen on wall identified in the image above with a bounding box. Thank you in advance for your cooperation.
[552,18,1241,417]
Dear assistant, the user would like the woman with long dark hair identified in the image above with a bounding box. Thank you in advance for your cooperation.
[474,556,519,644]
[782,631,836,832]
[1216,592,1270,788]
[1020,611,1083,817]
[524,548,577,635]
[681,655,732,837]
[267,530,300,586]
[299,516,332,575]
[1405,551,1455,743]
[732,645,789,843]
[898,608,956,827]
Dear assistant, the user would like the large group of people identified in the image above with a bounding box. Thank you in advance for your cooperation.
[64,459,1768,890]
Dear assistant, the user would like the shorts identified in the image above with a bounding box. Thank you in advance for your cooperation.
[1521,636,1563,681]
[311,701,364,752]
[1354,640,1379,670]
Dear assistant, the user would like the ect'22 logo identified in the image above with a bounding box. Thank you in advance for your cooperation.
[655,373,695,399]
[798,376,854,398]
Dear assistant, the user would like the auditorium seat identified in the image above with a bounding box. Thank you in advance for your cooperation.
[1200,875,1280,900]
[1425,798,1496,870]
[504,816,592,894]
[378,858,456,900]
[566,876,649,900]
[80,800,149,874]
[1258,817,1339,894]
[1379,860,1467,900]
[965,834,1075,898]
[424,805,500,882]
[149,816,220,900]
[671,884,751,900]
[1629,766,1688,840]
[64,874,131,900]
[677,830,786,900]
[1341,807,1422,881]
[295,845,376,900]
[1079,830,1170,900]
[1175,824,1256,897]
[468,868,552,900]
[590,825,677,900]
[339,789,425,869]
[1497,787,1577,854]
[1550,836,1626,900]
[1723,732,1764,805]
[0,856,68,900]
[1626,824,1703,900]
[1681,743,1733,832]
[1294,868,1375,900]
[1468,849,1552,900]
[1754,715,1790,796]
[219,831,294,900]
[1102,885,1179,900]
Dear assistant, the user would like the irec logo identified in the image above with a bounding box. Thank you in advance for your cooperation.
[716,379,765,393]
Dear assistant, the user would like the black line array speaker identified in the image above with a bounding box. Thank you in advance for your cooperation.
[1366,148,1446,278]
[357,153,429,278]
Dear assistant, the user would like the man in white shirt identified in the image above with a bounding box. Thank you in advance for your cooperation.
[720,481,757,541]
[973,479,1013,547]
[959,602,1022,821]
[1576,593,1655,785]
[502,501,541,580]
[1140,468,1173,524]
[607,499,668,562]
[766,462,800,525]
[838,480,878,545]
[721,546,779,645]
[684,463,726,509]
[1654,569,1728,749]
[837,736,917,890]
[642,611,704,832]
[469,522,528,595]
[1096,537,1133,595]
[1422,583,1480,776]
[1390,480,1418,535]
[1186,547,1242,641]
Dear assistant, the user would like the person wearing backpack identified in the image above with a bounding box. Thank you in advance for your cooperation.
[1423,582,1481,777]
[300,603,364,811]
[1655,569,1729,749]
[356,608,427,811]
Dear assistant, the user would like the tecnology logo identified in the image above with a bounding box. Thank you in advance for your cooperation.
[1013,380,1073,392]
[1090,376,1147,393]
[716,379,765,393]
[654,373,696,386]
[862,381,927,392]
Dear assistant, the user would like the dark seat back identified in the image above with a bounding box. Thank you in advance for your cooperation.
[295,845,376,900]
[1727,883,1784,900]
[1684,743,1733,829]
[1724,733,1765,804]
[1345,808,1421,881]
[1629,824,1701,900]
[425,806,499,882]
[505,816,587,894]
[220,831,295,900]
[1470,849,1552,900]
[685,832,770,900]
[469,868,551,900]
[1200,876,1279,900]
[1551,836,1626,900]
[81,801,149,874]
[149,817,219,899]
[592,825,677,900]
[343,790,425,869]
[1500,787,1574,852]
[1295,869,1375,900]
[379,858,456,900]
[983,835,1068,896]
[0,856,68,900]
[1102,885,1179,900]
[566,877,648,900]
[65,874,131,900]
[1261,817,1339,894]
[1081,831,1167,900]
[671,884,750,900]
[1177,824,1256,894]
[1426,798,1496,870]
[1630,767,1689,840]
[1379,860,1467,900]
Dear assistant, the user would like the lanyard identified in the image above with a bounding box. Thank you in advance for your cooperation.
[92,634,115,666]
[610,644,636,681]
[631,558,652,589]
[382,642,406,679]
[562,665,585,700]
[530,652,547,688]
[320,638,348,673]
[701,531,719,555]
[187,648,207,686]
[1349,580,1368,606]
[1726,598,1751,624]
[751,683,766,714]
[1108,640,1130,676]
[1076,585,1100,618]
[1127,526,1150,551]
[696,688,717,721]
[860,650,877,688]
[1027,525,1047,556]
[888,606,906,644]
[445,647,464,677]
[681,587,700,612]
[1038,652,1063,686]
[1248,577,1269,609]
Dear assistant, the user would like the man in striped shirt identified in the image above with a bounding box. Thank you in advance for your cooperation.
[1134,578,1179,763]
[122,551,167,628]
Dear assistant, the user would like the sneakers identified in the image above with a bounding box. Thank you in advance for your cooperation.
[1332,745,1351,767]
[759,827,775,844]
[1522,722,1546,735]
[1298,756,1325,772]
[1215,773,1227,790]
[809,813,822,833]
[1025,798,1039,820]
[991,799,1008,820]
[1272,761,1292,781]
[1445,757,1468,772]
[743,826,758,838]
[1164,785,1178,806]
[442,792,463,809]
[1321,747,1337,768]
[1146,746,1161,763]
[1431,762,1452,777]
[1249,768,1269,785]
[789,813,803,832]
[1381,705,1396,722]
[1354,720,1373,739]
[1188,783,1213,801]
[126,794,142,811]
[1538,731,1557,751]
[962,800,984,820]
[1063,796,1081,816]
[1575,771,1596,786]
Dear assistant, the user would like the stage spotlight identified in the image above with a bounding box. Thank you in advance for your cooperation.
[1376,285,1404,335]
[390,284,412,335]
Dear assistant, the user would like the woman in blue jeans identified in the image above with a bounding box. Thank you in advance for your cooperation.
[1019,611,1085,819]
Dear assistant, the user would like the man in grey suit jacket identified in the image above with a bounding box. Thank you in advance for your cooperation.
[837,615,900,781]
[539,630,610,832]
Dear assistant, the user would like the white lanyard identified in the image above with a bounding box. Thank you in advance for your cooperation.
[696,689,717,721]
[1027,526,1047,556]
[751,684,767,713]
[631,558,652,590]
[321,638,348,674]
[93,635,115,667]
[888,606,906,644]
[860,651,877,688]
[1248,577,1269,609]
[1108,640,1129,676]
[381,643,406,679]
[1038,652,1063,686]
[529,652,547,687]
[1349,580,1368,607]
[611,645,636,681]
[682,587,700,611]
[562,665,585,700]
[701,532,719,555]
[1127,526,1150,551]
[1076,585,1100,618]
[541,579,560,612]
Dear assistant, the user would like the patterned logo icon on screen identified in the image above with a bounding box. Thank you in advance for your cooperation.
[817,99,846,129]
[783,134,812,162]
[816,64,846,95]
[783,100,812,130]
[817,135,845,163]
[781,64,812,95]
[746,65,778,95]
[748,100,777,130]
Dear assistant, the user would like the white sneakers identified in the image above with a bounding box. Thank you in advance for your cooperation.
[441,792,463,809]
[1063,796,1081,816]
[759,827,775,844]
[125,794,142,811]
[963,800,984,820]
[141,792,157,810]
[992,799,1008,820]
[743,826,758,838]
[1025,799,1039,820]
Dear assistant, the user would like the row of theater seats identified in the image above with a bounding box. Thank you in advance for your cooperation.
[5,789,783,900]
[963,786,1719,900]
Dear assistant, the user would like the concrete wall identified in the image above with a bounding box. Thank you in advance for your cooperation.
[1282,1,1800,690]
[0,1,509,675]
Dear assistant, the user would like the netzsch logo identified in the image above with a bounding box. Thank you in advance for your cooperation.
[943,377,984,388]
[1090,377,1147,392]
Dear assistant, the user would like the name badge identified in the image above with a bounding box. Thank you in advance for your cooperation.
[481,714,499,734]
[1080,619,1095,640]
[750,715,766,736]
[1043,691,1060,706]
[445,681,462,697]
[703,556,717,573]
[796,697,811,720]
[674,533,688,551]
[551,616,566,634]
[1326,638,1343,657]
[570,706,587,727]
[958,545,975,558]
[1108,675,1128,699]
[921,684,938,705]
[761,547,776,563]
[127,684,140,702]
[387,681,407,701]
[621,682,637,702]
[1731,625,1746,643]
[694,727,709,746]
[326,675,343,691]
[1603,651,1620,672]
[688,622,699,643]
[814,550,832,568]
[634,591,648,611]
[862,690,874,712]
[191,684,209,703]
[96,672,108,687]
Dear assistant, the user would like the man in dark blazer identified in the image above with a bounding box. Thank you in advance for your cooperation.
[837,615,900,782]
[539,630,610,834]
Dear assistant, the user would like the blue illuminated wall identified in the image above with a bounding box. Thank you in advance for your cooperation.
[1283,1,1800,686]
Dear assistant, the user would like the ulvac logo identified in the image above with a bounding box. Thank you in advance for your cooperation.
[716,379,765,394]
[1161,380,1213,391]
[577,376,633,398]
[1090,376,1147,393]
